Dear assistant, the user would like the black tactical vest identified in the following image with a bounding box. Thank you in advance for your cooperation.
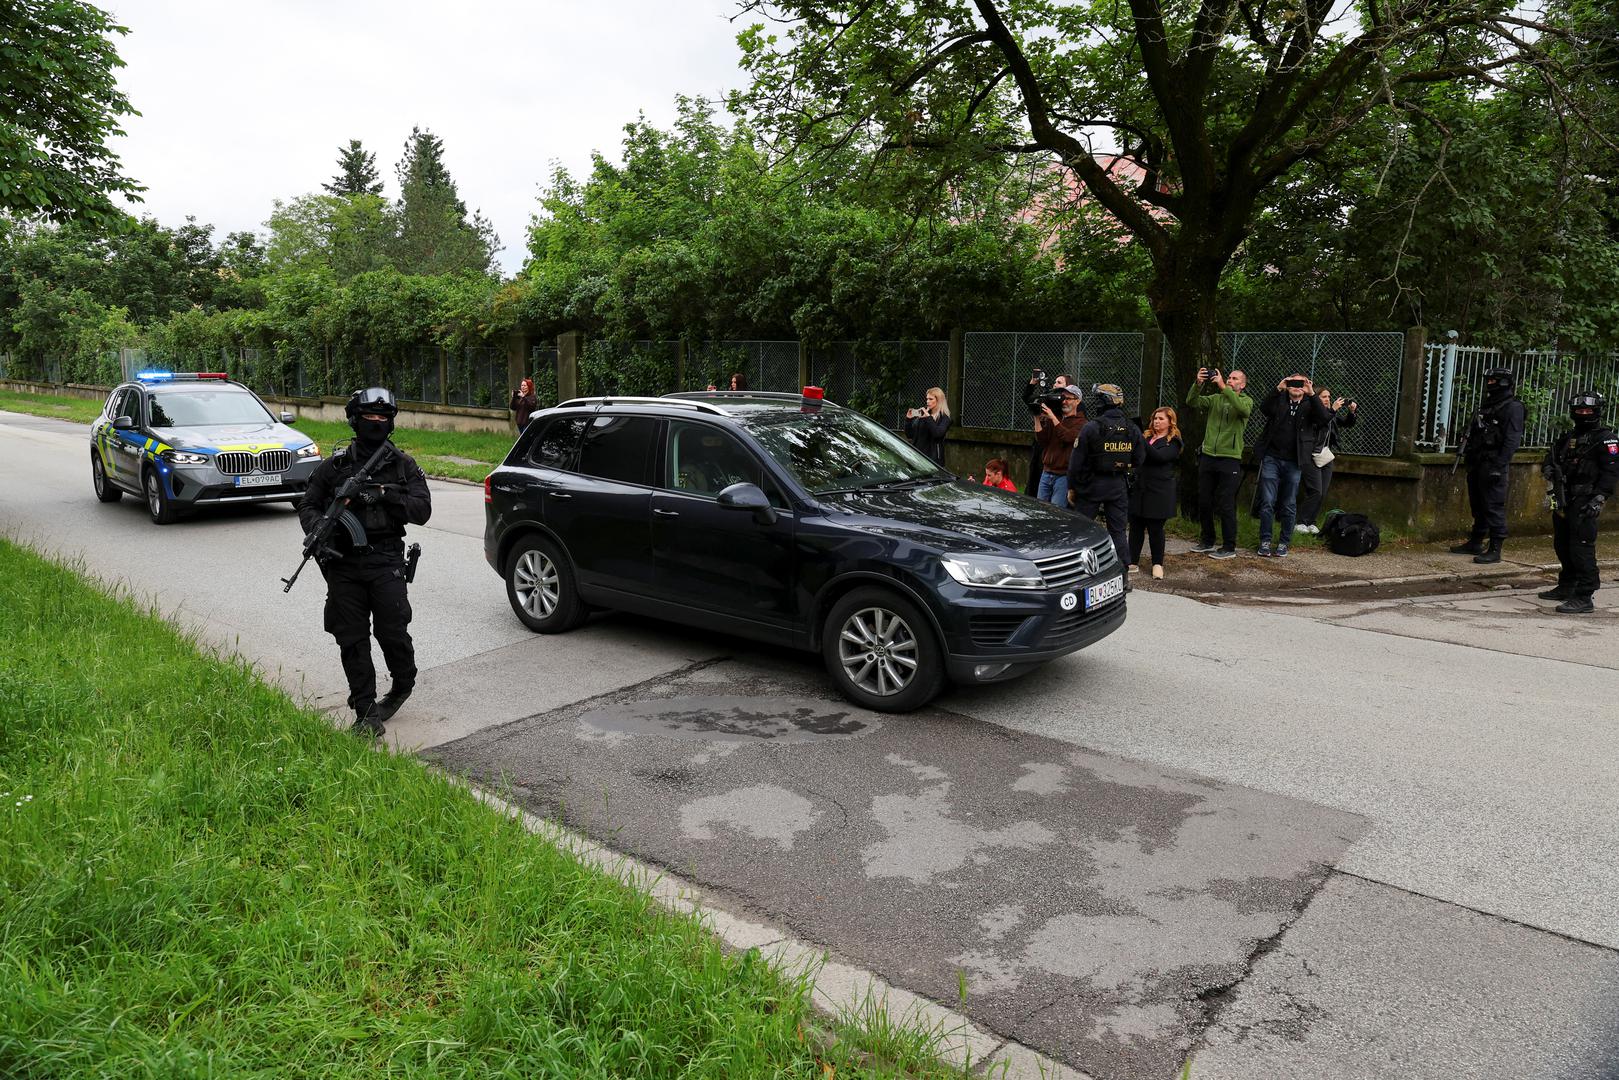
[1096,418,1135,473]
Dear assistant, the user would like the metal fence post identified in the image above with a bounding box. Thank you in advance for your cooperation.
[798,340,810,390]
[947,329,964,421]
[1435,330,1459,452]
[557,331,581,401]
[1393,326,1426,457]
[1141,328,1164,410]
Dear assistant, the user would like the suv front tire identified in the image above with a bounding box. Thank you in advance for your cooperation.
[822,586,944,712]
[506,535,587,633]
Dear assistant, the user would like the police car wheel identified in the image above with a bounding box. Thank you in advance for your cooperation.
[506,536,585,633]
[822,587,944,713]
[91,452,121,503]
[143,468,180,525]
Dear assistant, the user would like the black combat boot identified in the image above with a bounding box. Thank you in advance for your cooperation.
[1555,596,1595,614]
[374,684,413,725]
[1449,536,1486,555]
[1538,584,1573,601]
[350,704,385,737]
[1472,539,1503,564]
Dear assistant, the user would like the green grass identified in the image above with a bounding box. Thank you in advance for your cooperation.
[0,388,512,483]
[0,537,962,1079]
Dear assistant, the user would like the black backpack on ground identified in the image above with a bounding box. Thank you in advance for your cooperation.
[1322,511,1380,556]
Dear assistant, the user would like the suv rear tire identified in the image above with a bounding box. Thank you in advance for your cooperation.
[506,535,586,633]
[144,467,180,524]
[822,586,944,712]
[91,452,121,503]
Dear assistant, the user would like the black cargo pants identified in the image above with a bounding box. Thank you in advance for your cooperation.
[1552,509,1600,598]
[321,544,415,714]
[1465,465,1510,541]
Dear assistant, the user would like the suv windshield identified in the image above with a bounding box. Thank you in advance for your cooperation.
[741,409,949,495]
[147,390,275,428]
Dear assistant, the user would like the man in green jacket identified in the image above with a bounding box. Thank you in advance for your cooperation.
[1184,366,1254,558]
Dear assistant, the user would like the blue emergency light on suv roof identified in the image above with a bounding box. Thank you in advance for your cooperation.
[483,389,1128,712]
[134,371,230,383]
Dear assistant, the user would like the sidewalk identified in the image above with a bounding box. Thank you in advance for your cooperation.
[1134,531,1615,599]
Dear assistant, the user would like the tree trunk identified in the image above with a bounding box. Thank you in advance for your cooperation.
[1147,251,1229,516]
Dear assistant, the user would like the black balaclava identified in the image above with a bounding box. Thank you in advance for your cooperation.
[347,387,397,453]
[1483,368,1514,402]
[1570,391,1602,431]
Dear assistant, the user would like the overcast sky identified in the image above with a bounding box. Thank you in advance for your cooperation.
[107,0,750,275]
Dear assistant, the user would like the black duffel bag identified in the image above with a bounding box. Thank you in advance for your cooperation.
[1322,510,1381,556]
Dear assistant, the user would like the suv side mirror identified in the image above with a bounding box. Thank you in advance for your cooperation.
[112,415,136,431]
[280,411,296,423]
[716,482,777,525]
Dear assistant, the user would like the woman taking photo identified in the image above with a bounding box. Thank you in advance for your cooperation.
[1129,406,1183,579]
[509,377,539,432]
[904,386,952,465]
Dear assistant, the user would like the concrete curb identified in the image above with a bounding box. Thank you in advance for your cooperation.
[459,783,1094,1080]
[1306,559,1619,591]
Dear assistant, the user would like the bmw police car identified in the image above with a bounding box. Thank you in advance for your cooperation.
[89,371,322,524]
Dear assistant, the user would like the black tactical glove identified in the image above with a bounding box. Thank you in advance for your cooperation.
[1582,494,1606,519]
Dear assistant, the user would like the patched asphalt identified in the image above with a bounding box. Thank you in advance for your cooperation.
[426,660,1366,1080]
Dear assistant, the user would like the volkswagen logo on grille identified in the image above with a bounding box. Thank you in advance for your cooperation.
[1079,547,1099,576]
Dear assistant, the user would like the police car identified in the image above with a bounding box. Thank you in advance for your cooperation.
[89,371,322,524]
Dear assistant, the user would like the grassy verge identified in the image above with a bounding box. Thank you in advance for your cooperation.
[0,388,511,483]
[0,537,960,1078]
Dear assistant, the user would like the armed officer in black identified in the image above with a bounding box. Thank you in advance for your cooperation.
[1538,390,1618,615]
[1067,383,1145,580]
[298,387,432,735]
[1450,367,1526,564]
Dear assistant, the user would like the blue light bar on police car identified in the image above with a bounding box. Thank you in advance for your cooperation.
[134,371,229,383]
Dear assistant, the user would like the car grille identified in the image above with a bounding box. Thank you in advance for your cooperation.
[968,614,1031,647]
[1042,595,1126,648]
[215,449,292,476]
[1034,542,1119,590]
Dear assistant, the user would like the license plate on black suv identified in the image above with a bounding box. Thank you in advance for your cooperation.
[1085,575,1125,609]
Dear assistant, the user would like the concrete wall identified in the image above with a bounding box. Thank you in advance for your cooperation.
[264,394,513,435]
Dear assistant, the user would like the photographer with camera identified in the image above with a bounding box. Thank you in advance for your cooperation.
[1184,365,1253,558]
[1254,374,1333,557]
[1034,384,1086,507]
[1297,387,1357,533]
[903,386,952,465]
[1022,369,1073,493]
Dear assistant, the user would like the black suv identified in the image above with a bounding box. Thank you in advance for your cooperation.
[483,393,1126,712]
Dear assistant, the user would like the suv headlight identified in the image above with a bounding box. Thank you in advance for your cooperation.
[940,554,1043,590]
[297,443,321,458]
[160,449,208,466]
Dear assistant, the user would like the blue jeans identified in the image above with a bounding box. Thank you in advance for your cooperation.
[1257,455,1302,544]
[1037,470,1069,509]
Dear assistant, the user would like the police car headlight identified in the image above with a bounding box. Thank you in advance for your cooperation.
[160,449,208,466]
[297,443,321,458]
[940,554,1043,589]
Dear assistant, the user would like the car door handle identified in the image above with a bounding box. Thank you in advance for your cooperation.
[493,483,521,494]
[653,508,680,517]
[547,491,572,500]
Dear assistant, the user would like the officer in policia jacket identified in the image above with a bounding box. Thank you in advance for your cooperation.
[1067,383,1146,586]
[1537,390,1619,614]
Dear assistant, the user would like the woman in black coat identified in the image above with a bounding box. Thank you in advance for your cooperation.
[1298,387,1358,532]
[1129,406,1183,579]
[903,386,952,465]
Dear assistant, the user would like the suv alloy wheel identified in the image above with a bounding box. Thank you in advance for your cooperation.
[822,586,945,712]
[144,468,179,524]
[91,452,121,503]
[506,535,587,633]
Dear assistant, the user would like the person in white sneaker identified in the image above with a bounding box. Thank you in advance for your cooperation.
[1129,406,1182,580]
[1298,387,1357,534]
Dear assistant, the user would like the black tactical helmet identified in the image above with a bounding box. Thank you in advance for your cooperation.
[1569,389,1604,423]
[346,386,398,420]
[1483,367,1515,394]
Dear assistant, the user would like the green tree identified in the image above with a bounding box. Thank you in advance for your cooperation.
[322,139,383,197]
[736,0,1601,388]
[266,193,396,280]
[391,126,498,275]
[0,0,144,225]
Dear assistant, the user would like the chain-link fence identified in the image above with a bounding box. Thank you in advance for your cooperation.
[806,340,949,426]
[962,332,1144,431]
[1161,332,1403,455]
[688,340,800,392]
[528,346,559,408]
[445,346,506,408]
[1417,343,1619,451]
[576,339,680,398]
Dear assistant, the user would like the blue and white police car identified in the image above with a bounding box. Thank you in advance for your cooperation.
[89,371,323,524]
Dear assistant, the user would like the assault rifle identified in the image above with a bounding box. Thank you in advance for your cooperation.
[1543,444,1568,515]
[1449,420,1472,478]
[281,440,395,593]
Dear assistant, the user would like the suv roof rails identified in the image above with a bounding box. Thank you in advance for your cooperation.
[666,391,845,408]
[555,395,728,416]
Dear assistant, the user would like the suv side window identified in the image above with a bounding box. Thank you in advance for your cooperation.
[107,388,132,423]
[665,421,788,508]
[577,415,657,485]
[526,416,588,471]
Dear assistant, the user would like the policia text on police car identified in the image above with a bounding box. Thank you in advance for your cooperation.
[295,387,433,736]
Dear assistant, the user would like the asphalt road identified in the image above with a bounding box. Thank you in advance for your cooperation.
[5,408,1615,1080]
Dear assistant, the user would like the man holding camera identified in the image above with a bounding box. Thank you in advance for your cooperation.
[1068,384,1144,571]
[1034,384,1086,506]
[1023,369,1073,493]
[1184,365,1253,558]
[1254,374,1333,557]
